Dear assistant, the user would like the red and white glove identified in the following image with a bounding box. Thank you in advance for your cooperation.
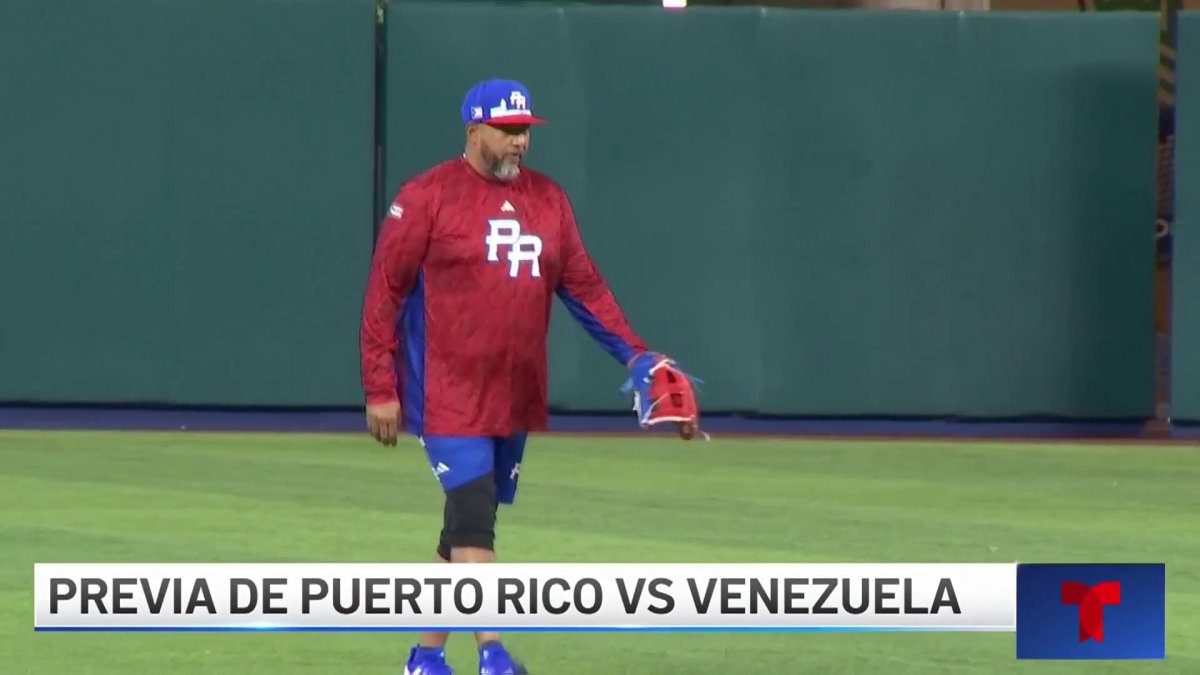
[624,353,707,440]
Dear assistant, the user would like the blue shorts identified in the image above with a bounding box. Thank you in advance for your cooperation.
[418,434,527,505]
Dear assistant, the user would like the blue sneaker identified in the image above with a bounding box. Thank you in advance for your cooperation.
[404,645,454,675]
[478,641,528,675]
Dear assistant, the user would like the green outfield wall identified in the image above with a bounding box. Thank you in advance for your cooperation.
[1171,13,1200,421]
[0,0,376,407]
[387,5,1159,418]
[4,0,1194,420]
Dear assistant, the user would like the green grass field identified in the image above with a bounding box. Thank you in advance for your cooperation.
[1,429,1196,674]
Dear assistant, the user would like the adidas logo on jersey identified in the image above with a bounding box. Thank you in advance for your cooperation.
[501,200,515,212]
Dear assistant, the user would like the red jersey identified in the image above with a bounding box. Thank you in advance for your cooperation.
[360,157,648,437]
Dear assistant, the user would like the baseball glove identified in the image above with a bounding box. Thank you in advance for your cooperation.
[622,352,708,440]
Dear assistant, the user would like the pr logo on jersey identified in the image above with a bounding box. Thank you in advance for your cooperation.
[1016,563,1165,660]
[485,218,542,278]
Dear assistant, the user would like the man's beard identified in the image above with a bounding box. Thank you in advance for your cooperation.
[483,147,521,182]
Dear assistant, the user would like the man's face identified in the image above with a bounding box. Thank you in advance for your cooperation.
[472,123,530,181]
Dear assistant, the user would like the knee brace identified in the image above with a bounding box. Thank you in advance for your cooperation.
[440,473,498,553]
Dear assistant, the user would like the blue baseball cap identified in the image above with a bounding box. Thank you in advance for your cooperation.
[461,79,546,126]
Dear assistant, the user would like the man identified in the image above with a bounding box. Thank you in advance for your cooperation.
[359,78,700,675]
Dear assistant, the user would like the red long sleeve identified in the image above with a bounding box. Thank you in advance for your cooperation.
[359,184,432,406]
[358,158,643,437]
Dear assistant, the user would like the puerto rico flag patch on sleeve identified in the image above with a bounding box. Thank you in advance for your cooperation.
[1015,563,1165,660]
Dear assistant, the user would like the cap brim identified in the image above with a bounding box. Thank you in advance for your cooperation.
[485,115,546,126]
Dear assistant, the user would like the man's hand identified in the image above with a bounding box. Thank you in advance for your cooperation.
[366,400,401,446]
[676,418,698,441]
